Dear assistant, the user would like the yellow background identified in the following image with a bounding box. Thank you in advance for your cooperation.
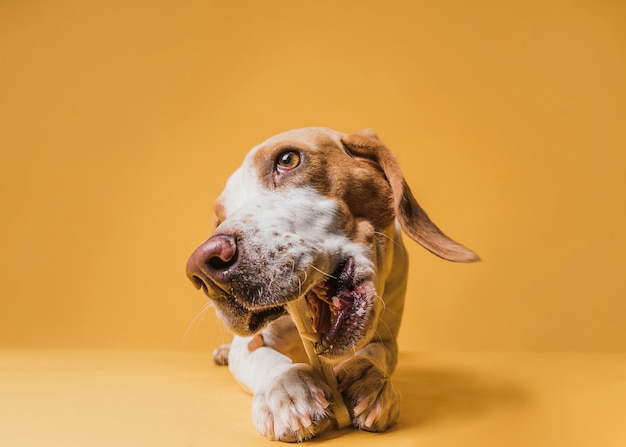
[1,0,625,353]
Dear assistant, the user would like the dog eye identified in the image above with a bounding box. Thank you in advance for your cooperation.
[275,150,301,173]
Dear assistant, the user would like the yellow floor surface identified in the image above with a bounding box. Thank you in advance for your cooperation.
[1,350,624,447]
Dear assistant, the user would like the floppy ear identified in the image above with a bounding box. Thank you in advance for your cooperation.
[343,130,480,263]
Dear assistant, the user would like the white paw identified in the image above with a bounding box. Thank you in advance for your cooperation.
[336,357,401,432]
[252,363,333,442]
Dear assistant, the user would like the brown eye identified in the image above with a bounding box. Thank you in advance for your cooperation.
[276,150,301,173]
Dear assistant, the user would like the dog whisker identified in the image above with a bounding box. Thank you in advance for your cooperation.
[375,293,401,322]
[373,230,405,252]
[309,264,336,279]
[181,301,214,347]
[210,312,229,350]
[297,271,304,297]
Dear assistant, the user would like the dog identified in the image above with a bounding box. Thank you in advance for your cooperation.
[186,127,479,442]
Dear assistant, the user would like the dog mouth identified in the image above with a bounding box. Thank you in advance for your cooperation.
[304,257,366,355]
[194,255,366,345]
[218,297,287,335]
[245,305,287,333]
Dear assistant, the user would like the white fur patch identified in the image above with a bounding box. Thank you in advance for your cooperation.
[217,158,375,302]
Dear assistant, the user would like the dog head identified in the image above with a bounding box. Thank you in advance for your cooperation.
[186,127,478,358]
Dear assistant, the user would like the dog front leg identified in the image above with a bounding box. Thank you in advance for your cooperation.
[228,335,333,442]
[334,340,402,432]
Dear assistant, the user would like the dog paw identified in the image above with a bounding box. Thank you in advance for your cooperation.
[212,343,231,365]
[252,363,333,442]
[336,357,401,432]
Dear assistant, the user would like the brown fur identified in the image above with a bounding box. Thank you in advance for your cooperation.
[187,127,479,442]
[341,130,480,263]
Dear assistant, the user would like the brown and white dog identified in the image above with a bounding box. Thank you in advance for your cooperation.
[186,127,479,442]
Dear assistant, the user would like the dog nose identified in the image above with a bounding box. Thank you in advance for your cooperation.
[186,234,239,291]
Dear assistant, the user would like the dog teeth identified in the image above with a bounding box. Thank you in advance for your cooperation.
[299,331,322,343]
[314,339,331,355]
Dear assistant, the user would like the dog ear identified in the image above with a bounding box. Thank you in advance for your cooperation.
[342,131,480,263]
